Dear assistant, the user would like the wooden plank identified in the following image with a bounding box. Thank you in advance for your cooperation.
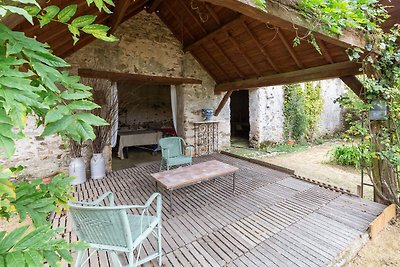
[146,0,163,13]
[276,28,304,69]
[215,61,362,91]
[184,15,242,52]
[340,75,365,100]
[109,0,132,33]
[78,68,202,85]
[215,90,233,116]
[201,0,367,49]
[369,203,397,239]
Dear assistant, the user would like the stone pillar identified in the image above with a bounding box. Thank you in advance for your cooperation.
[249,86,285,147]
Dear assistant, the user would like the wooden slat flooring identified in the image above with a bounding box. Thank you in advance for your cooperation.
[55,153,386,267]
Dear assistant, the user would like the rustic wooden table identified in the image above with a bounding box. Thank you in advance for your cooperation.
[151,160,239,212]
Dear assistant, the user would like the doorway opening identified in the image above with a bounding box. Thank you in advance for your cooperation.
[230,90,250,147]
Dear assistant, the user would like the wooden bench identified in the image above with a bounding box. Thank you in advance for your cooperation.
[151,160,239,212]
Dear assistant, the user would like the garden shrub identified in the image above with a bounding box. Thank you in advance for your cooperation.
[331,144,361,167]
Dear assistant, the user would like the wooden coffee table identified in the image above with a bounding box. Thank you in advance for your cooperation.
[151,160,239,212]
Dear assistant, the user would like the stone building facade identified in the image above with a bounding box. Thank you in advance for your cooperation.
[249,79,345,147]
[2,11,346,178]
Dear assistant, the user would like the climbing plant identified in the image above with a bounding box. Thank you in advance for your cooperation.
[0,0,117,265]
[283,84,307,143]
[304,82,324,142]
[256,0,400,207]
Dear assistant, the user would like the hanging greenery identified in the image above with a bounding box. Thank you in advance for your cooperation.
[304,82,324,142]
[255,0,400,206]
[283,84,307,143]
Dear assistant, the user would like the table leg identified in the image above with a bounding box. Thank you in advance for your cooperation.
[169,190,173,213]
[233,173,236,194]
[155,181,158,192]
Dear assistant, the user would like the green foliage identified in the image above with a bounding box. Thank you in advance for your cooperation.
[304,82,324,142]
[0,225,87,267]
[331,144,361,167]
[0,0,117,44]
[295,0,388,36]
[0,0,118,265]
[335,89,369,139]
[283,84,308,143]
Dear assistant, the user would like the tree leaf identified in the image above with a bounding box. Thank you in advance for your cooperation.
[23,5,40,16]
[45,109,63,123]
[42,115,73,136]
[24,250,43,267]
[76,113,108,126]
[39,5,60,27]
[0,134,15,158]
[43,250,59,267]
[57,5,77,23]
[71,15,96,28]
[0,226,28,253]
[1,6,33,24]
[81,24,110,35]
[5,252,25,267]
[67,100,99,110]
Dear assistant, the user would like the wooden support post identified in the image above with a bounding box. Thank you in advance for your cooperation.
[215,90,233,116]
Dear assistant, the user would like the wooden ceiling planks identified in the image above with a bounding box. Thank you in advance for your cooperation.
[10,0,397,92]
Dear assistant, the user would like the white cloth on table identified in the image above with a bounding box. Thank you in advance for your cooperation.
[117,130,163,159]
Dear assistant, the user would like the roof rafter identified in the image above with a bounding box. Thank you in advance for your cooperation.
[241,20,280,73]
[110,0,132,33]
[316,39,335,64]
[212,39,244,78]
[183,15,242,52]
[225,31,260,75]
[276,28,304,69]
[215,61,362,92]
[146,0,163,13]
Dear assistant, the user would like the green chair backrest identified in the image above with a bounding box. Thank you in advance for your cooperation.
[69,205,133,251]
[159,137,184,158]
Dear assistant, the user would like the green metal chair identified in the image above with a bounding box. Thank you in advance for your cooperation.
[68,192,162,267]
[159,137,193,171]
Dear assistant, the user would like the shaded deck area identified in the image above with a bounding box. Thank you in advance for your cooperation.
[53,154,386,266]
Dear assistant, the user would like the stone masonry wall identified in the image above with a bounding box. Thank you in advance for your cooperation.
[249,79,345,146]
[249,86,285,147]
[0,116,68,179]
[4,11,231,178]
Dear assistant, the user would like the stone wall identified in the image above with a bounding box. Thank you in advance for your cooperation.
[249,86,285,146]
[67,11,231,150]
[117,83,173,130]
[0,116,68,179]
[249,79,345,146]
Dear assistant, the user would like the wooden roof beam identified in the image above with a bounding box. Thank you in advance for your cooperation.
[78,69,203,85]
[317,39,335,64]
[110,0,134,33]
[215,90,233,116]
[340,76,365,100]
[184,15,242,52]
[176,0,208,35]
[241,20,280,73]
[215,61,362,92]
[276,28,304,69]
[201,0,367,49]
[225,31,260,75]
[212,39,244,78]
[146,0,163,13]
[200,46,231,80]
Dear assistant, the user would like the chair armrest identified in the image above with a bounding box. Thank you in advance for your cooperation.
[143,193,162,219]
[70,191,115,207]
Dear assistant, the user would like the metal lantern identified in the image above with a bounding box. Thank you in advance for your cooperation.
[369,99,387,121]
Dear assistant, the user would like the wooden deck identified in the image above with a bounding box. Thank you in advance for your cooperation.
[53,153,387,267]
